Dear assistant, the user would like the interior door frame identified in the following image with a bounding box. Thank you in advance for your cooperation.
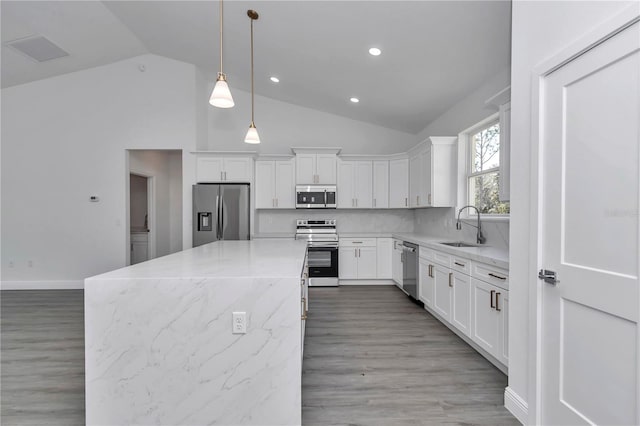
[528,5,640,424]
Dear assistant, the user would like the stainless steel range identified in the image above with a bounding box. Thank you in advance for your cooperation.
[295,219,339,287]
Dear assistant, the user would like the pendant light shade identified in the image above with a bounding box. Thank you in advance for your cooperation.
[245,10,260,144]
[210,0,234,108]
[244,122,260,144]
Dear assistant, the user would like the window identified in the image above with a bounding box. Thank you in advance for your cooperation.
[468,120,510,214]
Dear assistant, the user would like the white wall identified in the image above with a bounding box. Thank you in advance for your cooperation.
[1,54,198,289]
[205,87,418,154]
[129,150,182,259]
[509,1,636,423]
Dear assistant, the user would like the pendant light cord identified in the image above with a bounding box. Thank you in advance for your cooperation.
[250,16,255,124]
[219,0,223,74]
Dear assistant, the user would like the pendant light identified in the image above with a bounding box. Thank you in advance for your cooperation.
[209,0,234,108]
[244,10,260,144]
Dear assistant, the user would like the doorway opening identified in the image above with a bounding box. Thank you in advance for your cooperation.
[129,173,153,264]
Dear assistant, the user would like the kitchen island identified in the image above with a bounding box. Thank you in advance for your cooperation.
[84,239,308,426]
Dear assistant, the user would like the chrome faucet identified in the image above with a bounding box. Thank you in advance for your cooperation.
[456,205,486,245]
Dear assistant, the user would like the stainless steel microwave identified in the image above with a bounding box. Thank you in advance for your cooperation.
[295,185,337,209]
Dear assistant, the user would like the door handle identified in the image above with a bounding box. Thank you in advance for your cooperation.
[538,269,559,285]
[490,290,495,309]
[495,292,501,312]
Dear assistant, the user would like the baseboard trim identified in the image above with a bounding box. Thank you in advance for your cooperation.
[1,280,84,290]
[338,279,395,286]
[504,386,528,425]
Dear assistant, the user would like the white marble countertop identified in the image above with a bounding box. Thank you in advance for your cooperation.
[392,233,509,269]
[87,239,308,281]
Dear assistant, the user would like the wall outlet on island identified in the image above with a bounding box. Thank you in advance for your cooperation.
[232,312,247,334]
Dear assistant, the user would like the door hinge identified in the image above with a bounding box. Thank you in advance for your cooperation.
[538,269,559,285]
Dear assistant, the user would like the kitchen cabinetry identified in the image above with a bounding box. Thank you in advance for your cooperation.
[392,239,403,286]
[389,159,409,208]
[376,238,392,279]
[337,160,373,208]
[470,264,509,365]
[408,137,456,208]
[339,238,377,279]
[255,159,295,209]
[372,161,389,208]
[295,153,337,184]
[196,155,253,183]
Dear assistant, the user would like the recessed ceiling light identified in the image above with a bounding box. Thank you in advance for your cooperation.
[270,76,280,83]
[368,47,382,56]
[350,97,360,103]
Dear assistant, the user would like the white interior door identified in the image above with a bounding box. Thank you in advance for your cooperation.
[540,21,639,425]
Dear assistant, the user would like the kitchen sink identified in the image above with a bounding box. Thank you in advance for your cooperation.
[439,241,478,248]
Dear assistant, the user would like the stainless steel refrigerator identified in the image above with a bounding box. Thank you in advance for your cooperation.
[192,184,250,247]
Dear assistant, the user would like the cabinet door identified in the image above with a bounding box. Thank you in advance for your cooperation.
[316,154,337,184]
[421,148,432,206]
[451,271,471,336]
[339,248,358,279]
[470,278,500,358]
[224,157,253,182]
[337,161,355,208]
[432,264,452,321]
[408,154,421,207]
[296,154,316,184]
[497,289,509,366]
[392,242,403,286]
[372,161,389,208]
[356,246,378,279]
[376,238,392,279]
[389,159,409,208]
[274,160,295,208]
[196,157,224,182]
[430,139,456,207]
[354,161,373,208]
[419,259,434,308]
[255,161,275,208]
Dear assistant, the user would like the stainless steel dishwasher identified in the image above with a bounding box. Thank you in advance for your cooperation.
[402,241,418,299]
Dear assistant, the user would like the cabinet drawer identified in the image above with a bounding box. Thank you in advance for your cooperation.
[433,251,451,268]
[472,262,509,290]
[451,256,471,275]
[419,246,435,261]
[340,238,377,247]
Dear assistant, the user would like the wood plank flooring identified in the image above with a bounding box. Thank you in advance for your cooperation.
[1,290,85,426]
[1,287,518,426]
[302,286,519,426]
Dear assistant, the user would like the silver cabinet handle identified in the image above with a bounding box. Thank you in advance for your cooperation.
[448,272,453,287]
[405,197,408,207]
[495,292,501,312]
[352,241,363,244]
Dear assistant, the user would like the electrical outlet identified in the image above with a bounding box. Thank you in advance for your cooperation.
[232,312,247,334]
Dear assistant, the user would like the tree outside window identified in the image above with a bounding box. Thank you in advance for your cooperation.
[468,122,510,214]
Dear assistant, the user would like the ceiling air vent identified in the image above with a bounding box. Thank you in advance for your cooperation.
[5,35,69,62]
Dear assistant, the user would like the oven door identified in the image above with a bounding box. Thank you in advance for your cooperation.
[307,245,339,286]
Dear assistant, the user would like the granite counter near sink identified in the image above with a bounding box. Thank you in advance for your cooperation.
[84,239,308,426]
[392,233,509,269]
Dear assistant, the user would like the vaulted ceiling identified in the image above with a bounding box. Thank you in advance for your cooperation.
[1,1,511,134]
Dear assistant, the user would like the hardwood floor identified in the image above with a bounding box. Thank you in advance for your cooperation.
[302,285,519,426]
[1,287,518,426]
[1,290,85,426]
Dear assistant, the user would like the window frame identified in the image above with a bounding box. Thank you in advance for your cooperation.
[457,113,510,221]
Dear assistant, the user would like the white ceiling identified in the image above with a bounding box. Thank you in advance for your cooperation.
[1,1,511,134]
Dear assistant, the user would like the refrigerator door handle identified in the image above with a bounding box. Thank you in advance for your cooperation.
[219,194,225,240]
[215,194,220,240]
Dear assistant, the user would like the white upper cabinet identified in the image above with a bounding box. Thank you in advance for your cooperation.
[372,161,389,208]
[408,137,456,208]
[255,159,295,209]
[389,158,409,208]
[337,160,372,208]
[196,155,253,183]
[293,149,339,185]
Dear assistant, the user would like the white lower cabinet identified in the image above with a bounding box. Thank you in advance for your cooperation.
[471,278,509,365]
[432,263,452,321]
[339,238,377,279]
[392,239,403,286]
[376,238,393,279]
[451,271,471,337]
[418,258,434,308]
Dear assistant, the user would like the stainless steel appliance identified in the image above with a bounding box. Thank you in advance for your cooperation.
[193,183,250,247]
[402,241,418,299]
[296,185,337,209]
[295,219,339,286]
